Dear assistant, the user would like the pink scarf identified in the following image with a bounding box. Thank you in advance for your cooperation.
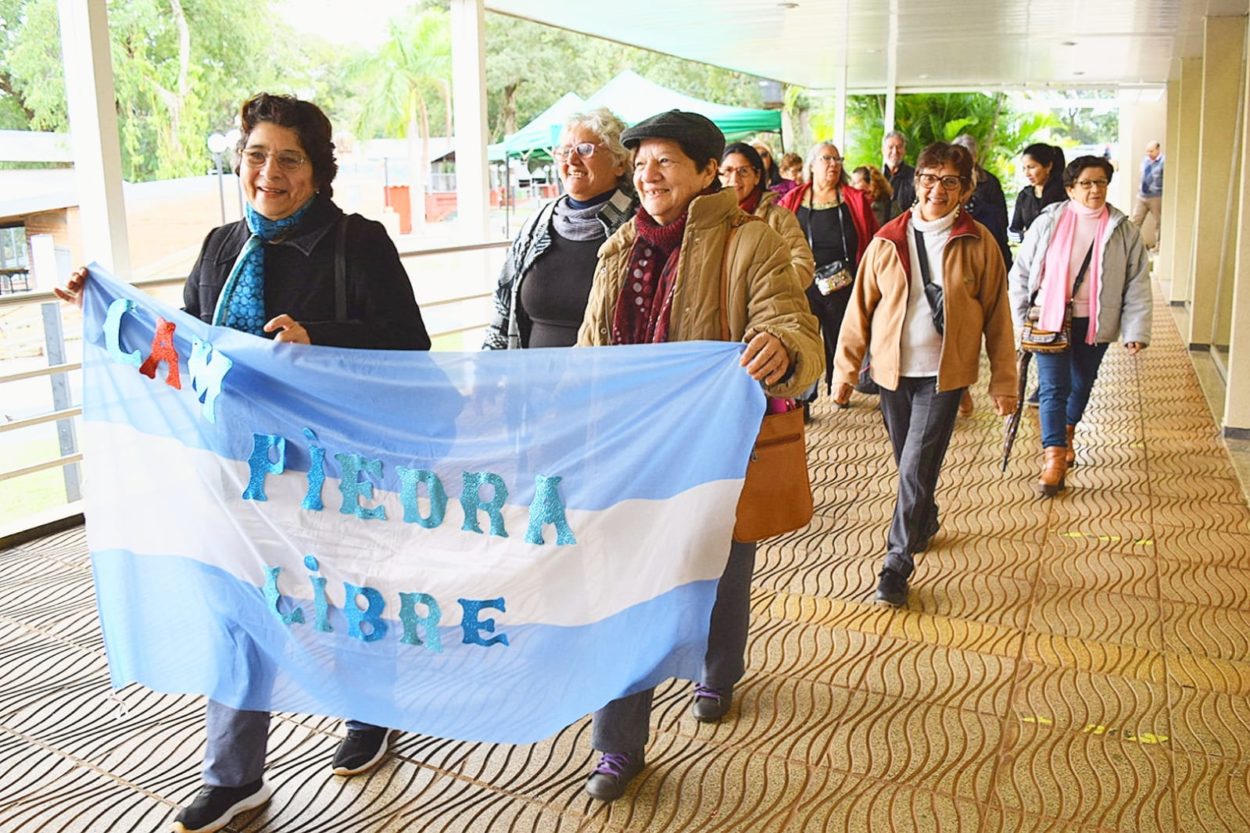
[1039,201,1109,344]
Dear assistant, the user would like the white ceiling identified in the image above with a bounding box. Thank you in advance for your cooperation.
[485,0,1246,91]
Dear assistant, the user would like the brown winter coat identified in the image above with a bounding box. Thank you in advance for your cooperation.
[578,188,823,399]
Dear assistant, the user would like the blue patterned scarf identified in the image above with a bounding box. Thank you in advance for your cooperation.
[212,199,315,334]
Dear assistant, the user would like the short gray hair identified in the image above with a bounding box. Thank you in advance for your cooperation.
[563,107,631,183]
[952,133,979,156]
[883,130,907,146]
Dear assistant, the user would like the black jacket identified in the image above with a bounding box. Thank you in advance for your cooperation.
[964,167,1012,270]
[1010,178,1066,238]
[884,161,916,218]
[183,196,430,350]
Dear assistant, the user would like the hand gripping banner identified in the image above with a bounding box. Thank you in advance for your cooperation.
[80,266,763,744]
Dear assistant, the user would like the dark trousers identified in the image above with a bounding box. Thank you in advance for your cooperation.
[591,540,757,754]
[1034,318,1110,448]
[878,377,963,579]
[806,283,852,395]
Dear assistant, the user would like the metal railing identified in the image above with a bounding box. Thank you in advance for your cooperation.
[0,239,508,541]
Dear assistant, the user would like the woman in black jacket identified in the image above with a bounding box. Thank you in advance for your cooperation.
[1011,143,1067,240]
[60,92,428,833]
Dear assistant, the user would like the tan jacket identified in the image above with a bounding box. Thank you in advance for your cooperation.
[578,188,824,399]
[755,191,815,285]
[833,209,1017,397]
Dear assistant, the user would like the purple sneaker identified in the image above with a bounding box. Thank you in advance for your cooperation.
[691,683,733,722]
[585,750,645,801]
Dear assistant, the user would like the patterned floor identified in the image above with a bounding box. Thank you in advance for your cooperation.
[3,292,1250,832]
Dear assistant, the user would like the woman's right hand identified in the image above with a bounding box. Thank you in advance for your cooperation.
[53,266,89,308]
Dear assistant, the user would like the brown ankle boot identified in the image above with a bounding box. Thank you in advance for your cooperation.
[1065,424,1076,468]
[1036,446,1068,497]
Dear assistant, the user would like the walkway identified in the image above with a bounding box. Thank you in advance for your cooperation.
[3,292,1250,832]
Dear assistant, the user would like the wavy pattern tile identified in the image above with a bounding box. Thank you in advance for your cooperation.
[5,290,1250,831]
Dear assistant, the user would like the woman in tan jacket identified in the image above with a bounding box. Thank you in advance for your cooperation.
[577,109,822,803]
[719,142,815,286]
[832,142,1017,608]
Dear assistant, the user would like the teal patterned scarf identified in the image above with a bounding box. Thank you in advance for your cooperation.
[212,198,315,334]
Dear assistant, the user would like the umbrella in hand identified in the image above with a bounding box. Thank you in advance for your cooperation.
[1000,349,1031,473]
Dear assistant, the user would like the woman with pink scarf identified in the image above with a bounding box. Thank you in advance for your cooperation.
[1009,156,1153,496]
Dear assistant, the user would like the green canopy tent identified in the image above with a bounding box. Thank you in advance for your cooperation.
[584,70,781,142]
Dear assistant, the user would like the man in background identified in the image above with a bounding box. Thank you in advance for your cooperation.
[1131,140,1164,251]
[882,131,915,218]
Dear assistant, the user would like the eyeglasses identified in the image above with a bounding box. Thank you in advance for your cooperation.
[917,173,966,191]
[818,154,844,164]
[1075,178,1110,190]
[241,148,308,171]
[718,165,756,179]
[553,142,600,161]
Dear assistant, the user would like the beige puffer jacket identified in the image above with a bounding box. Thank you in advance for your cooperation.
[755,191,815,285]
[578,188,823,399]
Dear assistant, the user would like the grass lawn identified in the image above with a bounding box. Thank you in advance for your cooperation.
[0,436,71,528]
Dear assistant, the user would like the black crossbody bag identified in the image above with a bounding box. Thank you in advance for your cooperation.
[912,228,944,335]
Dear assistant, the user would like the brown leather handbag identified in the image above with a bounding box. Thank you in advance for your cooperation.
[720,213,815,542]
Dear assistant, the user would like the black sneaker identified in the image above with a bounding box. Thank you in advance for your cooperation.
[585,750,645,801]
[875,568,909,607]
[331,726,395,776]
[691,683,733,723]
[171,779,270,833]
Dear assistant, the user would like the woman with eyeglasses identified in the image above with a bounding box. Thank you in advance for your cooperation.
[831,142,1018,608]
[1009,155,1152,497]
[779,141,879,404]
[720,142,814,287]
[484,108,637,350]
[58,92,430,833]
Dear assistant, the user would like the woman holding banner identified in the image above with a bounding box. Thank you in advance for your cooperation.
[59,92,429,833]
[576,109,822,802]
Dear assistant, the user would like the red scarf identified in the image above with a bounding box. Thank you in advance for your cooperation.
[739,189,763,215]
[611,208,690,345]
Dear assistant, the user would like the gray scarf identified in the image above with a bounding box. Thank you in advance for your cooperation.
[551,195,609,241]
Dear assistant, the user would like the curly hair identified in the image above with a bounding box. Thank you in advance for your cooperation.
[1062,155,1114,189]
[234,93,338,198]
[564,107,632,187]
[914,142,974,185]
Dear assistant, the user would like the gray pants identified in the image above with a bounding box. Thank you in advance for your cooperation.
[591,540,757,753]
[203,703,381,787]
[878,377,963,579]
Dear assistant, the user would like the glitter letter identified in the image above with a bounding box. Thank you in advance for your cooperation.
[399,592,443,652]
[397,467,447,528]
[138,317,181,389]
[304,555,331,632]
[103,299,142,367]
[334,453,387,521]
[524,474,576,546]
[243,433,285,501]
[458,597,509,647]
[188,338,233,423]
[301,428,325,511]
[262,565,305,626]
[344,582,388,642]
[459,471,508,538]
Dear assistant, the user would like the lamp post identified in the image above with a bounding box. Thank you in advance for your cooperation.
[207,132,229,225]
[225,128,243,217]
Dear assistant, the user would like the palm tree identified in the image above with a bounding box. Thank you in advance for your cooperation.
[356,9,452,231]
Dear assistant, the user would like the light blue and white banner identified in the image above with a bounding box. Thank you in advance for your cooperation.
[81,266,763,744]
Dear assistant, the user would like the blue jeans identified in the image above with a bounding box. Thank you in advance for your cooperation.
[1033,317,1110,448]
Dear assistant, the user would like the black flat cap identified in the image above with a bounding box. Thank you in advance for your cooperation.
[621,109,725,167]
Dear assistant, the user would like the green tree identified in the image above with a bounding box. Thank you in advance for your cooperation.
[354,8,452,229]
[2,0,296,181]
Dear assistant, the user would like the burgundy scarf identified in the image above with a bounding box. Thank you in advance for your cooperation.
[610,208,690,345]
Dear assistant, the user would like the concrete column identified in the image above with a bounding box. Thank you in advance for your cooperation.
[1167,57,1203,305]
[1226,36,1250,436]
[1157,79,1180,293]
[58,0,130,279]
[451,0,490,240]
[1188,16,1246,348]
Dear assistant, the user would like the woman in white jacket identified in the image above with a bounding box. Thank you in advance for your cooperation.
[1009,155,1153,496]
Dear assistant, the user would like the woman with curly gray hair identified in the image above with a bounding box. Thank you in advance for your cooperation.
[484,107,638,349]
